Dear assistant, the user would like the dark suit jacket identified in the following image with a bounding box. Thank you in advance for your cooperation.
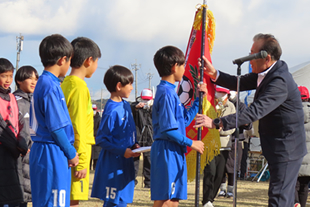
[216,60,307,164]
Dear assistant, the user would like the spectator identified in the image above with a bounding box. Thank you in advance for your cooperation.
[202,86,235,207]
[91,104,101,170]
[131,88,154,188]
[294,86,310,207]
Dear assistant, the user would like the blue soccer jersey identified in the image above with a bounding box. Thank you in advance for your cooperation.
[150,80,199,200]
[91,99,136,205]
[30,71,74,144]
[29,71,75,207]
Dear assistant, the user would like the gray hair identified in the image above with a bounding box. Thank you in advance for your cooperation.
[253,33,282,60]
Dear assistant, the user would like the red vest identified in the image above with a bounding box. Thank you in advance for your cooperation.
[0,93,19,137]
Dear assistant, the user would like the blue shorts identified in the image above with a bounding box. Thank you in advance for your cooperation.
[30,142,71,207]
[91,149,135,204]
[150,139,187,200]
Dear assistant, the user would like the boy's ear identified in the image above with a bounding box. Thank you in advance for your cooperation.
[171,63,178,74]
[57,56,68,66]
[84,57,94,67]
[116,82,122,91]
[16,81,22,87]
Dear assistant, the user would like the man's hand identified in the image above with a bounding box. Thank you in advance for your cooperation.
[196,82,208,98]
[74,168,87,179]
[198,56,217,80]
[124,148,141,158]
[68,153,79,167]
[135,102,145,109]
[193,114,215,129]
[190,140,204,154]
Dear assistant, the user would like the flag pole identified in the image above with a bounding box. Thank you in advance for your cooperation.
[195,1,207,206]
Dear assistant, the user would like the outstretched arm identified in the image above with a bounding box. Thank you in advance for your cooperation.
[163,129,204,154]
[183,82,208,126]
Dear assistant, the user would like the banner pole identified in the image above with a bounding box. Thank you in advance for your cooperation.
[195,1,207,206]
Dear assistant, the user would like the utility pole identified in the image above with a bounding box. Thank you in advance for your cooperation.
[147,72,154,89]
[15,34,24,90]
[131,60,140,99]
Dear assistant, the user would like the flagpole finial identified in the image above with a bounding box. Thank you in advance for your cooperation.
[195,3,207,9]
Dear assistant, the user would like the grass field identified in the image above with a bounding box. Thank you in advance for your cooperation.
[80,170,272,207]
[26,161,310,207]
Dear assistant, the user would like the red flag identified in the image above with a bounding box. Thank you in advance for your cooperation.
[177,6,220,181]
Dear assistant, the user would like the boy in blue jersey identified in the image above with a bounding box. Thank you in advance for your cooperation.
[91,65,141,207]
[29,34,79,207]
[151,46,206,207]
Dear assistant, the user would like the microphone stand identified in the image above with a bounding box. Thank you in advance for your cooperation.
[232,64,242,207]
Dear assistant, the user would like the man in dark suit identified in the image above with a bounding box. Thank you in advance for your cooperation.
[194,33,307,207]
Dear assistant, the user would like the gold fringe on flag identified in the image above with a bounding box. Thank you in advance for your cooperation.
[186,97,220,181]
[193,5,216,54]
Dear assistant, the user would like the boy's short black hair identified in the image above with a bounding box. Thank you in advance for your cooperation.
[153,46,185,77]
[70,37,101,68]
[15,66,39,88]
[39,34,73,67]
[0,58,14,74]
[104,65,134,93]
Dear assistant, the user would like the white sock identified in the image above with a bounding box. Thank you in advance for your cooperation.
[220,183,226,191]
[227,185,234,193]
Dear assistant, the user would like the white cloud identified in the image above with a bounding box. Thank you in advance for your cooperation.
[0,0,87,35]
[102,0,197,43]
[210,0,244,25]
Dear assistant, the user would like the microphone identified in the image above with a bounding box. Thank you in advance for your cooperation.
[233,50,268,65]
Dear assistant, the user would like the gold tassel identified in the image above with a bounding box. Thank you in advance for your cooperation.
[187,97,220,182]
[193,5,216,54]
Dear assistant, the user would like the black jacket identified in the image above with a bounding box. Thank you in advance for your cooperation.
[92,112,102,160]
[0,88,28,204]
[131,101,153,146]
[13,89,33,202]
[217,60,306,164]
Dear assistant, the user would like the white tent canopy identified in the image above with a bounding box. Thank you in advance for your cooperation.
[290,61,310,89]
[240,61,310,104]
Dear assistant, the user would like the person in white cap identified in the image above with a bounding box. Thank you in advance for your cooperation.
[202,86,236,207]
[131,88,154,188]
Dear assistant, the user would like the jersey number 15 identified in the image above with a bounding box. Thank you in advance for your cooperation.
[106,187,117,199]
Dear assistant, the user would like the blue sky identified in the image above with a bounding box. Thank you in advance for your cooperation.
[1,0,309,101]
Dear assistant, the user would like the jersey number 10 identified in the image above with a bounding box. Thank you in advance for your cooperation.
[52,189,66,207]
